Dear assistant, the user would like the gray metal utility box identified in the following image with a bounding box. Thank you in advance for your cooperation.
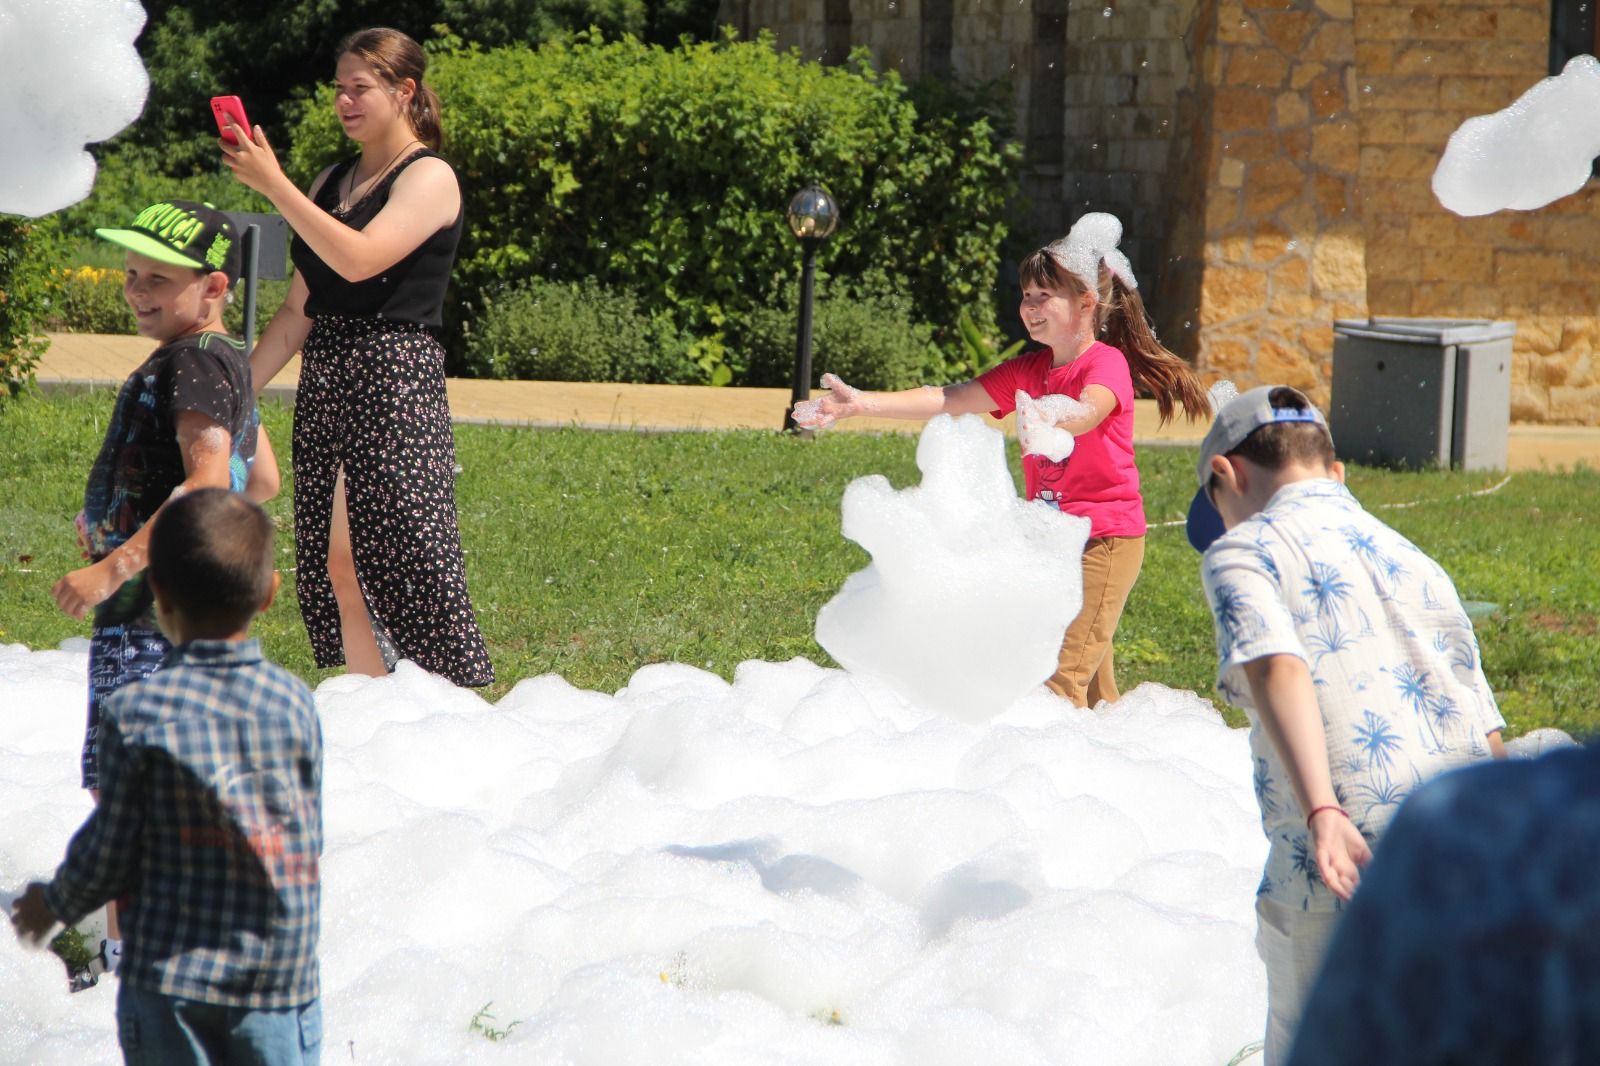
[1329,317,1515,471]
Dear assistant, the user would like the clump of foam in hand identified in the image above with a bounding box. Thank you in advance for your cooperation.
[0,0,148,216]
[1433,55,1600,217]
[815,415,1090,721]
[1506,728,1581,759]
[791,372,862,431]
[1016,390,1091,463]
[1,636,1296,1065]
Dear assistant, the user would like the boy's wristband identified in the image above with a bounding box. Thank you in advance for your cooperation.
[1306,804,1349,828]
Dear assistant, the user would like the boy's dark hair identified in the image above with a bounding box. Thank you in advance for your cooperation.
[149,489,274,634]
[1228,386,1337,470]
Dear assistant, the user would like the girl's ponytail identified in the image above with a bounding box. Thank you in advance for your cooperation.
[1096,270,1210,425]
[409,82,443,152]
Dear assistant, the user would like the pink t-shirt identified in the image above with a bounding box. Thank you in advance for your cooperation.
[977,342,1146,538]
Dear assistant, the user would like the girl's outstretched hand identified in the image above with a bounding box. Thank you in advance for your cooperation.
[792,373,868,430]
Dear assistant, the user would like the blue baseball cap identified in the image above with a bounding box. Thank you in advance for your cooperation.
[1186,487,1227,552]
[1188,384,1331,553]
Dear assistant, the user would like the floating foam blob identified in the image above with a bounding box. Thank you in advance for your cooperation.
[0,640,1282,1065]
[0,0,148,217]
[815,415,1091,722]
[1208,379,1239,414]
[1505,727,1581,759]
[1433,54,1600,217]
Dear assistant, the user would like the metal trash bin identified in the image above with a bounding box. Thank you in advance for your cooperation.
[1330,317,1514,471]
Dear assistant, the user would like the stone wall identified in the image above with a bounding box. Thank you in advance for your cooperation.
[722,0,834,61]
[953,0,1066,232]
[1178,0,1368,408]
[723,0,1600,424]
[851,0,926,75]
[1058,0,1202,285]
[1354,0,1600,423]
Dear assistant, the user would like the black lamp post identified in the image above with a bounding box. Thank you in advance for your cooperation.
[783,184,840,433]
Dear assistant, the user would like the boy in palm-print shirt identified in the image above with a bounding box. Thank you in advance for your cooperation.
[1186,384,1504,1065]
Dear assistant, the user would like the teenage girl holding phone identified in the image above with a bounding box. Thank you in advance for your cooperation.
[218,27,493,688]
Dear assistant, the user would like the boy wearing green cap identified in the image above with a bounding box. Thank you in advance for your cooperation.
[51,200,274,990]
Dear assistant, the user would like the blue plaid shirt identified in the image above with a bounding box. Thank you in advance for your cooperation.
[46,640,322,1009]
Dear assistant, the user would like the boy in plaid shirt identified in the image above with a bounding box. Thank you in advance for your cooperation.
[13,489,323,1066]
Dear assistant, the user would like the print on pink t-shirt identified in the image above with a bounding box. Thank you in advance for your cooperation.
[977,342,1146,538]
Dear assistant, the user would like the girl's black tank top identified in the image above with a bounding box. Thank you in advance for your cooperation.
[290,148,463,328]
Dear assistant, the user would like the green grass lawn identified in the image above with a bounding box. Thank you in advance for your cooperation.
[3,389,1596,737]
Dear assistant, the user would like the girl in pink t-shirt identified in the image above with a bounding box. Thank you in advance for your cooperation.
[794,213,1208,706]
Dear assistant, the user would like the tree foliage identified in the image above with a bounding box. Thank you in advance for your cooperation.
[288,33,1020,379]
[129,0,719,171]
[0,219,61,403]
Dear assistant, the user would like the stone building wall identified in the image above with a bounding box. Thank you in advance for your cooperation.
[851,0,927,75]
[1059,0,1202,289]
[952,0,1066,230]
[722,0,1600,424]
[1179,0,1369,408]
[1354,0,1600,423]
[723,0,834,61]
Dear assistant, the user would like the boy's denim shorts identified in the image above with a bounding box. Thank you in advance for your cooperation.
[83,624,171,790]
[117,983,322,1066]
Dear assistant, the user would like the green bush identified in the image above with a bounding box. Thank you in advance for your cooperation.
[127,1,715,175]
[222,279,293,339]
[51,146,273,245]
[731,288,940,391]
[463,277,696,383]
[0,218,63,403]
[38,258,291,340]
[42,266,132,334]
[286,33,1019,380]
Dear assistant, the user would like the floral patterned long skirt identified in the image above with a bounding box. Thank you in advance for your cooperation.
[291,313,494,687]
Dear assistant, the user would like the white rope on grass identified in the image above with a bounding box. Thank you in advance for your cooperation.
[1150,473,1516,530]
[1375,472,1514,510]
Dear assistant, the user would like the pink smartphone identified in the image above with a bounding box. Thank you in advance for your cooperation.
[211,95,251,145]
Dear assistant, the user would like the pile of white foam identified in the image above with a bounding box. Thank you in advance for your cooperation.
[1433,54,1600,216]
[0,645,1272,1064]
[817,415,1089,721]
[0,0,148,216]
[0,417,1283,1064]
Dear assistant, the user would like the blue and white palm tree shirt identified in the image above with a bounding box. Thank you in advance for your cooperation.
[1201,478,1503,912]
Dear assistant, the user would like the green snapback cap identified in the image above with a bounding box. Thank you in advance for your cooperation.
[96,200,241,284]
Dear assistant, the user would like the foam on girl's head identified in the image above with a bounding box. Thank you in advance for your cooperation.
[0,0,148,217]
[1043,212,1137,294]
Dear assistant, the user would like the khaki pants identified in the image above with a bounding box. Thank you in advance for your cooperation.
[1255,896,1341,1064]
[1045,535,1145,707]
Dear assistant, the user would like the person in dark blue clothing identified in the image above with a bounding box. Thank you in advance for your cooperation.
[1286,741,1600,1066]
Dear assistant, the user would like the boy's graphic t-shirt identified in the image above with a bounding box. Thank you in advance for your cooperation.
[82,331,255,626]
[978,342,1144,538]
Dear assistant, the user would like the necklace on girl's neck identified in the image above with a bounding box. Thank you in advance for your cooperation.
[338,138,420,213]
